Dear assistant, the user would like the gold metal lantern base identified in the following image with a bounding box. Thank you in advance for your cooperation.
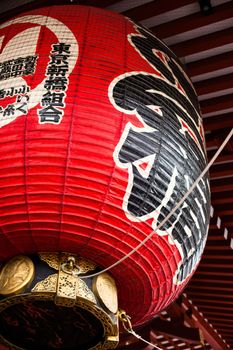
[0,253,119,350]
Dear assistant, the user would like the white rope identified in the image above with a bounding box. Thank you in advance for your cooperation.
[119,310,163,349]
[128,328,163,349]
[82,128,233,279]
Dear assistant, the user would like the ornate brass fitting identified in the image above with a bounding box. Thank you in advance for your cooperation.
[0,256,35,296]
[0,253,119,350]
[55,255,80,307]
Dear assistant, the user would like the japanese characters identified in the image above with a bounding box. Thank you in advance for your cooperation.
[37,43,71,124]
[0,57,36,119]
[0,56,37,81]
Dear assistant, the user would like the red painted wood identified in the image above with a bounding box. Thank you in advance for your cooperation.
[203,112,233,131]
[194,73,233,96]
[122,0,196,21]
[209,163,233,179]
[170,27,233,58]
[200,94,233,114]
[186,51,233,77]
[151,1,233,39]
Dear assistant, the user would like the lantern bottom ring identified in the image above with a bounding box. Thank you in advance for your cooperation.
[0,253,119,350]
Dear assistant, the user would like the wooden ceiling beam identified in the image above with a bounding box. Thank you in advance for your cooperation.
[206,153,233,165]
[150,334,168,350]
[199,315,231,328]
[214,209,233,216]
[194,73,233,97]
[204,246,231,252]
[119,308,202,348]
[0,0,66,22]
[119,330,168,350]
[189,278,233,287]
[198,310,233,317]
[192,262,232,269]
[170,27,233,58]
[205,235,226,242]
[209,171,233,182]
[208,228,229,236]
[192,305,233,312]
[203,112,233,132]
[186,51,233,77]
[0,0,121,19]
[211,189,233,199]
[0,0,119,23]
[187,291,233,299]
[186,298,233,306]
[219,215,233,225]
[200,94,233,115]
[208,215,222,228]
[172,295,230,350]
[203,237,231,245]
[209,163,233,180]
[211,323,233,329]
[150,1,233,39]
[118,339,153,350]
[85,0,119,7]
[210,177,233,192]
[122,0,195,21]
[209,222,222,231]
[220,222,233,228]
[192,271,233,278]
[211,196,233,205]
[197,254,233,262]
[186,285,233,292]
[117,328,153,350]
[194,254,233,262]
[206,138,219,150]
[149,318,201,344]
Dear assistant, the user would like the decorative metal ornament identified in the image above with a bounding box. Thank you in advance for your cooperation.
[93,273,118,314]
[38,252,97,274]
[0,254,119,350]
[0,256,35,296]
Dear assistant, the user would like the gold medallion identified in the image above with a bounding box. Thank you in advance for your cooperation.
[0,255,35,296]
[93,273,118,314]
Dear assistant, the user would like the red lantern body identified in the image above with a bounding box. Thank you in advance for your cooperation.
[0,6,210,325]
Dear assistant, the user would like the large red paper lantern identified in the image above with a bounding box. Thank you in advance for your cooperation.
[0,5,210,326]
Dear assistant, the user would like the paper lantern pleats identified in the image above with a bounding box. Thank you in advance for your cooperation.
[0,6,210,324]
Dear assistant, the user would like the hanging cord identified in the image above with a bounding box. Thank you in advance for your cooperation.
[118,309,163,350]
[82,128,233,279]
